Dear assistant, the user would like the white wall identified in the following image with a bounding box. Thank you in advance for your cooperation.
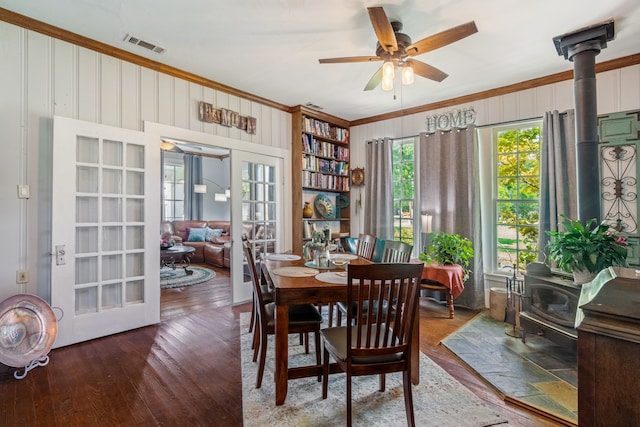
[0,21,291,301]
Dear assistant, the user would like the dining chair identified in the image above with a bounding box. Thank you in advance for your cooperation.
[355,233,377,261]
[381,240,413,262]
[331,233,378,326]
[326,233,377,327]
[336,238,413,326]
[320,262,423,427]
[242,239,323,388]
[243,235,271,339]
[336,240,413,326]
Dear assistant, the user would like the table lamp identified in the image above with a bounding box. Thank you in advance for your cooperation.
[421,214,432,253]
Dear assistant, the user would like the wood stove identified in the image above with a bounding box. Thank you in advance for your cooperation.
[520,263,581,351]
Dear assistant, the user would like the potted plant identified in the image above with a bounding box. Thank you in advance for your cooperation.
[546,215,629,284]
[419,232,474,281]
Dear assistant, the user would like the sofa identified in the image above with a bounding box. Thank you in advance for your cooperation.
[161,220,231,268]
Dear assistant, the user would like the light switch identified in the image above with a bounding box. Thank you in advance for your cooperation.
[17,184,30,199]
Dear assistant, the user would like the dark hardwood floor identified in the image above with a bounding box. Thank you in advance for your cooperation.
[0,264,563,426]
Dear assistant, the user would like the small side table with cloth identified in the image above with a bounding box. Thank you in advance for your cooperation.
[418,262,465,319]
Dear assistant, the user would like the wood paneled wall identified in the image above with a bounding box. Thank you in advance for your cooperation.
[0,21,291,301]
[1,14,638,300]
[348,64,640,236]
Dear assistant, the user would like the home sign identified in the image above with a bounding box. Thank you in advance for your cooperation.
[425,107,476,133]
[198,101,257,135]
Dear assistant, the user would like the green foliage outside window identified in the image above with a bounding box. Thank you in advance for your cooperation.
[495,125,541,271]
[392,139,416,245]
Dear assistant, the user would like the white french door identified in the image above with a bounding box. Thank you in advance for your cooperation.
[230,151,283,304]
[51,116,160,348]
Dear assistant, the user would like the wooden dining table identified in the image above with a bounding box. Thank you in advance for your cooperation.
[261,255,422,405]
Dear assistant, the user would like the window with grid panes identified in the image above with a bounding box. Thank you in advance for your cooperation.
[392,138,417,246]
[163,161,185,221]
[495,123,542,270]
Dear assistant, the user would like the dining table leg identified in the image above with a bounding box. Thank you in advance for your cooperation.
[275,304,289,405]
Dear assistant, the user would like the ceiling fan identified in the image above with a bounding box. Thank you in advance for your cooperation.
[319,7,478,91]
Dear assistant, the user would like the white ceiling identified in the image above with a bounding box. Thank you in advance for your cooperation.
[2,0,639,121]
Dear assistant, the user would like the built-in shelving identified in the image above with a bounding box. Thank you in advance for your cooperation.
[292,106,351,253]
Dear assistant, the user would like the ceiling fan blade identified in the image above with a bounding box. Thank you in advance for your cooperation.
[405,59,448,82]
[405,21,478,56]
[367,7,398,53]
[363,67,383,91]
[319,56,382,64]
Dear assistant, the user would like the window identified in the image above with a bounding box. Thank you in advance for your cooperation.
[392,138,416,245]
[163,160,185,221]
[494,122,542,270]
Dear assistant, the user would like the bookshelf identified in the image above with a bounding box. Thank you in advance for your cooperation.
[292,106,351,254]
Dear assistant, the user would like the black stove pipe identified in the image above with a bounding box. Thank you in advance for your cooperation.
[553,21,615,224]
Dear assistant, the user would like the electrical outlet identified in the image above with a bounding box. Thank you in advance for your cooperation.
[16,270,28,284]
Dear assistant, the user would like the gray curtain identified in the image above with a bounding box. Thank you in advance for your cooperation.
[184,154,203,220]
[364,138,394,240]
[538,110,577,261]
[419,126,484,310]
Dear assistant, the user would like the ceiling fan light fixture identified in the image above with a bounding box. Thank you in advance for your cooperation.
[382,61,395,79]
[381,76,393,91]
[401,64,414,85]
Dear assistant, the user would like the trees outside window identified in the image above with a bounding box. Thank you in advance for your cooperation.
[495,123,542,271]
[392,138,416,245]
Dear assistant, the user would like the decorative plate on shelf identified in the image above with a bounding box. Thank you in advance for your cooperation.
[351,168,364,186]
[314,193,335,219]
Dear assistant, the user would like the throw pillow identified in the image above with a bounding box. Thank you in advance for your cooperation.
[187,227,207,242]
[206,227,224,242]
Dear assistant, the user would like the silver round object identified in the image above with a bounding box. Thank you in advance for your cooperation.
[0,294,57,368]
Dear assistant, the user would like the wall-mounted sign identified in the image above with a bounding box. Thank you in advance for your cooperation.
[198,101,257,135]
[425,107,476,133]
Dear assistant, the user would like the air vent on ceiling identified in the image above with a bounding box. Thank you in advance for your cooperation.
[123,34,165,54]
[304,102,324,111]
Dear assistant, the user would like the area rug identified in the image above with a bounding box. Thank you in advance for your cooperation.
[441,312,578,425]
[240,313,508,427]
[160,266,215,289]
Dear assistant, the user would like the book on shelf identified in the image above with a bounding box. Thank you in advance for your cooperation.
[301,171,350,191]
[302,155,349,176]
[301,134,349,159]
[301,117,349,143]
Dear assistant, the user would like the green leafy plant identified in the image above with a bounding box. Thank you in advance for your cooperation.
[546,215,629,274]
[419,232,474,281]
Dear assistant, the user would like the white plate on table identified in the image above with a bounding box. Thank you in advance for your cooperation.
[315,272,348,284]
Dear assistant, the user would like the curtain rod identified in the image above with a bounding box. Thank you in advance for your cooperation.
[375,114,553,141]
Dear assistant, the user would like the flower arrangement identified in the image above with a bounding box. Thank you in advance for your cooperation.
[419,232,474,281]
[303,228,336,263]
[161,238,175,249]
[546,215,628,277]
